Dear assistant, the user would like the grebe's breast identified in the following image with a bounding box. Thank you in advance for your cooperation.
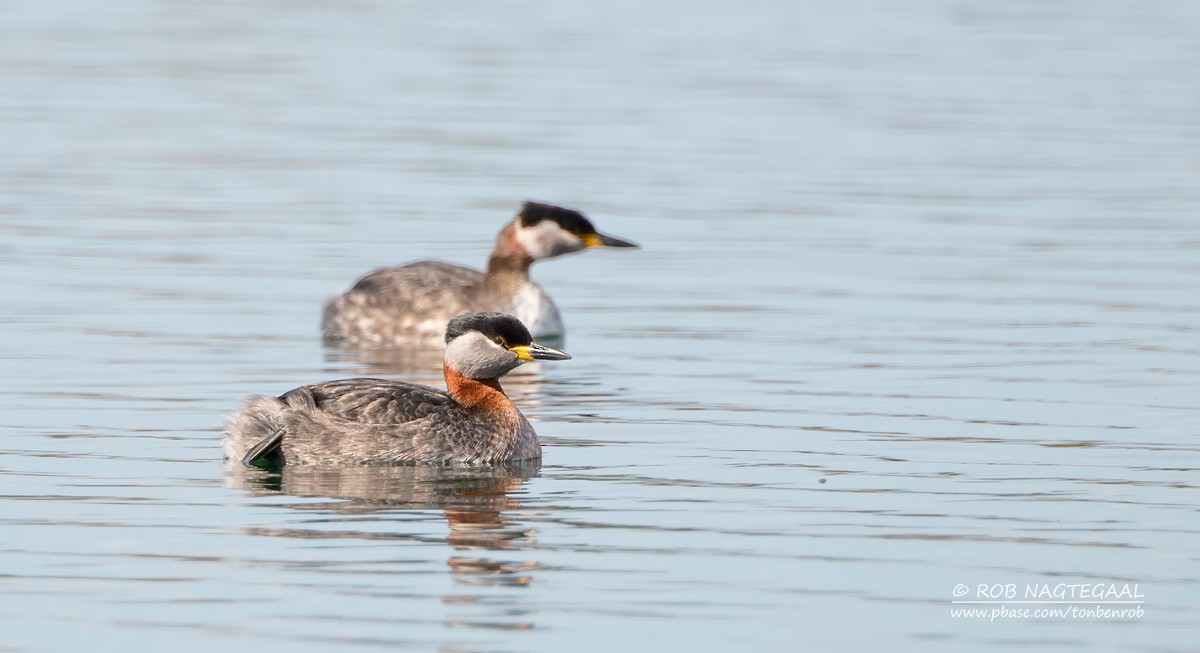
[502,280,563,341]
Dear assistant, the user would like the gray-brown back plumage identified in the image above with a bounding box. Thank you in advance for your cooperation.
[224,377,536,466]
[226,313,570,467]
[322,261,486,347]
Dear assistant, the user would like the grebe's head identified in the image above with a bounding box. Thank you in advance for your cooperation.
[444,312,571,379]
[513,201,639,261]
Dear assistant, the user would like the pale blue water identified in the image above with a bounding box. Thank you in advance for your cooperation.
[1,1,1198,651]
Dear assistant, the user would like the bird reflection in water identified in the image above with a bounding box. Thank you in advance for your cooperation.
[226,461,542,627]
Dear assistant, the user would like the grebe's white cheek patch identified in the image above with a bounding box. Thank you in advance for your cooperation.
[445,331,522,379]
[515,220,586,260]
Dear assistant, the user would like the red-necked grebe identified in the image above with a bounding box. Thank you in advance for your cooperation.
[321,201,638,347]
[226,313,570,466]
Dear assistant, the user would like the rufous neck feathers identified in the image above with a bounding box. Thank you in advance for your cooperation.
[444,363,516,414]
[485,222,534,277]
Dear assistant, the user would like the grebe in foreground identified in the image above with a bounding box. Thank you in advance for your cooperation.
[225,313,570,467]
[321,201,637,348]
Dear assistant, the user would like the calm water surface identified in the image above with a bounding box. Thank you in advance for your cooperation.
[2,1,1198,651]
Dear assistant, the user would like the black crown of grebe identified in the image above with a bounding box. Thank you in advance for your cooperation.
[321,201,638,348]
[226,313,571,467]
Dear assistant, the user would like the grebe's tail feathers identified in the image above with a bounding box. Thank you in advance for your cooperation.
[224,395,288,467]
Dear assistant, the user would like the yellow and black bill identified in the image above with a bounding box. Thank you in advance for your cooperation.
[511,343,572,361]
[583,232,639,248]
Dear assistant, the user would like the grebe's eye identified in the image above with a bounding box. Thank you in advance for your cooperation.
[493,336,506,346]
